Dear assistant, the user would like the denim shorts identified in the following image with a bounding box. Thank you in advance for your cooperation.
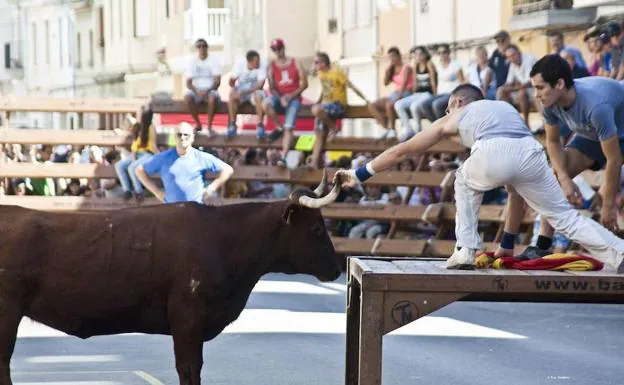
[186,89,220,104]
[267,95,302,129]
[566,135,624,170]
[388,90,412,103]
[321,102,346,119]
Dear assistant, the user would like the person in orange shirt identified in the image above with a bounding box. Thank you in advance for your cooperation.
[309,52,369,169]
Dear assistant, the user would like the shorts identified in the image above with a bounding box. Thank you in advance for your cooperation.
[186,89,220,104]
[388,90,412,103]
[266,95,302,130]
[566,135,624,171]
[315,102,346,132]
[237,89,266,106]
[511,88,536,104]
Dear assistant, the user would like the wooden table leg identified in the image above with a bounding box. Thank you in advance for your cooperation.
[345,274,361,385]
[358,291,384,385]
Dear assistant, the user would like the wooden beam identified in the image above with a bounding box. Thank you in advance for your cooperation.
[150,99,373,119]
[0,128,468,154]
[0,163,452,188]
[1,97,148,114]
[0,196,428,222]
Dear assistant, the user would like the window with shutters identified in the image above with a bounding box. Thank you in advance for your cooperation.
[420,0,429,14]
[76,32,81,68]
[357,0,372,27]
[344,0,356,29]
[45,20,50,65]
[32,23,37,66]
[58,18,63,68]
[134,0,151,37]
[89,30,94,67]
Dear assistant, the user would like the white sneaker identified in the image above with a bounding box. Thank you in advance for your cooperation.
[446,248,476,270]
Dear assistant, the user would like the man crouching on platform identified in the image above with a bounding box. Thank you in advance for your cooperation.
[333,84,624,273]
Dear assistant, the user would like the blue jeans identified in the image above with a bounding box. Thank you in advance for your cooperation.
[115,152,153,194]
[267,95,301,129]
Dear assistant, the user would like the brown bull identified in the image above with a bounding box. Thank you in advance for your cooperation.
[0,173,342,385]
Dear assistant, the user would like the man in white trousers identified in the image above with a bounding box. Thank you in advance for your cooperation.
[334,84,624,272]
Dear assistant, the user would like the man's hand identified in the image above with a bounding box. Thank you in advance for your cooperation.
[202,185,219,205]
[197,90,207,99]
[601,204,619,232]
[559,177,583,207]
[333,169,359,188]
[154,189,165,203]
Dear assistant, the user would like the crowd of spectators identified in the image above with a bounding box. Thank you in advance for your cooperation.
[2,20,623,249]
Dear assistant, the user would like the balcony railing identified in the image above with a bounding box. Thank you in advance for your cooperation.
[184,8,230,46]
[513,0,574,15]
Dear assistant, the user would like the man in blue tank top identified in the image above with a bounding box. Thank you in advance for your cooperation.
[333,84,624,273]
[499,54,624,259]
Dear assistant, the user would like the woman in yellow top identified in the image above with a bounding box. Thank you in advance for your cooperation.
[114,109,158,202]
[310,52,369,169]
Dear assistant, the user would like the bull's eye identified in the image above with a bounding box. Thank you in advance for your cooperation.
[312,223,325,237]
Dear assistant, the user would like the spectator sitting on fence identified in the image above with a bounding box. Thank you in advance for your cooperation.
[394,46,437,142]
[227,50,268,139]
[468,46,496,100]
[63,179,87,197]
[497,44,539,123]
[419,43,465,123]
[490,31,512,95]
[561,48,590,79]
[368,47,413,139]
[185,38,222,136]
[115,112,158,203]
[136,122,234,204]
[348,185,391,239]
[308,51,369,170]
[549,30,587,69]
[264,38,308,168]
[28,145,56,197]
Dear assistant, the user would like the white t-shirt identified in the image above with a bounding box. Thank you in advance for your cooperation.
[436,60,462,94]
[186,56,222,90]
[505,54,537,86]
[231,58,267,91]
[468,63,496,89]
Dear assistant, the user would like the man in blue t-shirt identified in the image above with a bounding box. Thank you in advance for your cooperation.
[499,54,624,257]
[136,122,234,204]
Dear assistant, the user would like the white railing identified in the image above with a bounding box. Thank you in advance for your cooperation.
[183,8,230,46]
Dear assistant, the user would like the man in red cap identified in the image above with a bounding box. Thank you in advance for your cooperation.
[263,38,308,167]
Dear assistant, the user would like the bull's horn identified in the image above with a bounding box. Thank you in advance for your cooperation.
[312,169,327,197]
[298,171,341,209]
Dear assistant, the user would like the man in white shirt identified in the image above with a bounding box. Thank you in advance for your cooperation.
[185,38,223,136]
[227,50,268,139]
[496,45,539,123]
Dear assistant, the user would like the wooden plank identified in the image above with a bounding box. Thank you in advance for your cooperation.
[358,291,384,385]
[1,97,147,114]
[151,99,373,119]
[0,128,467,154]
[0,196,428,223]
[331,237,428,257]
[0,163,449,188]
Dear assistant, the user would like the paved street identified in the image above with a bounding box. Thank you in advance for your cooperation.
[12,272,624,385]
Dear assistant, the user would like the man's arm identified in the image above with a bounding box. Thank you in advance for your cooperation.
[136,165,165,202]
[347,112,461,180]
[286,61,308,99]
[240,79,267,98]
[347,79,369,103]
[544,121,583,206]
[202,154,234,197]
[592,104,623,229]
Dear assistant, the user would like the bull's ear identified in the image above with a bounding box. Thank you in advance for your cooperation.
[281,203,298,225]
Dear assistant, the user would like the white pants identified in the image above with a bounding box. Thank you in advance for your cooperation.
[455,136,624,268]
[394,92,431,135]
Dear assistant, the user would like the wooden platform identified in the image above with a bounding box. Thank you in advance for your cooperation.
[345,257,624,385]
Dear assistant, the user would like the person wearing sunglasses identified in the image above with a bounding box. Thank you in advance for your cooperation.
[184,38,223,136]
[264,38,308,167]
[136,122,233,204]
[333,84,624,273]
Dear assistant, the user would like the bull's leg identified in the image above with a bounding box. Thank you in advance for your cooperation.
[171,329,204,385]
[0,299,22,385]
